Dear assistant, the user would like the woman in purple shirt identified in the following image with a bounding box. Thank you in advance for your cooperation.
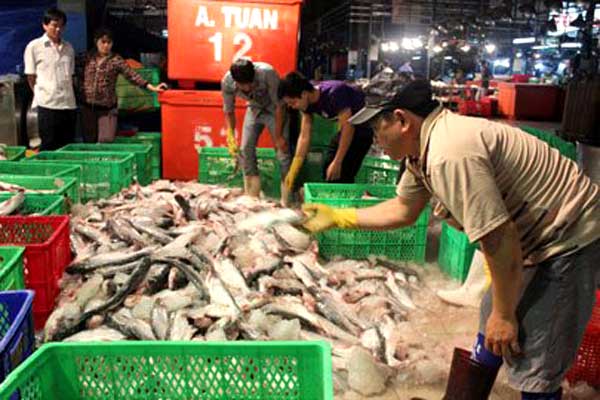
[278,72,373,190]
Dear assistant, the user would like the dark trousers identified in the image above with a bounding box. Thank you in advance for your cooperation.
[37,106,76,150]
[323,127,374,183]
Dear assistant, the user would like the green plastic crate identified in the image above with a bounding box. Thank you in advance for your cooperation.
[438,222,479,282]
[116,67,160,112]
[0,247,25,291]
[198,147,281,198]
[0,193,65,215]
[59,143,152,186]
[3,147,26,161]
[520,125,577,161]
[114,132,161,180]
[0,341,333,400]
[310,115,338,147]
[28,151,134,201]
[297,146,329,185]
[0,161,82,184]
[355,156,402,185]
[0,175,79,203]
[304,183,430,262]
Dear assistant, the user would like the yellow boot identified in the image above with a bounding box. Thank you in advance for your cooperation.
[244,175,261,197]
[437,250,491,308]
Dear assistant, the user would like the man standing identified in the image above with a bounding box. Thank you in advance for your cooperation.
[221,58,290,201]
[24,7,77,150]
[303,77,599,399]
[278,72,373,190]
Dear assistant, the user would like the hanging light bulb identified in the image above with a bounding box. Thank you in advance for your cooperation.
[485,43,497,53]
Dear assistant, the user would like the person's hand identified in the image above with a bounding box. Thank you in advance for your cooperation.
[326,159,342,181]
[485,311,521,359]
[147,83,168,92]
[301,204,358,233]
[274,135,288,154]
[226,128,239,158]
[284,156,304,191]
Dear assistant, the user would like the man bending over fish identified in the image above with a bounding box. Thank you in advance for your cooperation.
[302,74,600,400]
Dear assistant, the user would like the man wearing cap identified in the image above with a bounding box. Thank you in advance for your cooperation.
[303,76,600,399]
[222,58,290,201]
[278,71,374,190]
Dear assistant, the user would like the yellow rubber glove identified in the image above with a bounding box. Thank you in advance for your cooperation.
[301,203,358,233]
[284,156,304,191]
[226,128,239,158]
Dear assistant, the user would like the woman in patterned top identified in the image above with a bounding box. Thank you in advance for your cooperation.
[78,27,167,142]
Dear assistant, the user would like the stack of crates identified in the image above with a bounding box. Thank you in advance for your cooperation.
[115,132,162,180]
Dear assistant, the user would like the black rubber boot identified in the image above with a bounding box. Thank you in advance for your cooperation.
[442,348,500,400]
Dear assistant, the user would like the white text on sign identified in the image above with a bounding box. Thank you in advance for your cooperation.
[195,6,279,30]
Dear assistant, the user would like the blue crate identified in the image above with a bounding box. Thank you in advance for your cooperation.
[0,291,34,384]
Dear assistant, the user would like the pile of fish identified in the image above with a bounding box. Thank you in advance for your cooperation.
[45,180,422,396]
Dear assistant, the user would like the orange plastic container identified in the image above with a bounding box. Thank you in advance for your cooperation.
[498,82,563,120]
[159,90,273,181]
[167,0,302,82]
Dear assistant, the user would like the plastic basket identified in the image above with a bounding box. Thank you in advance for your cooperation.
[297,146,329,185]
[116,67,160,112]
[0,193,65,216]
[0,341,333,400]
[3,148,26,162]
[520,125,577,161]
[0,175,79,204]
[0,248,25,292]
[438,222,479,282]
[0,291,35,385]
[0,216,71,330]
[304,183,430,261]
[59,143,152,186]
[115,132,161,180]
[0,162,81,184]
[198,147,281,199]
[566,290,600,386]
[355,156,402,185]
[28,152,134,201]
[310,115,338,148]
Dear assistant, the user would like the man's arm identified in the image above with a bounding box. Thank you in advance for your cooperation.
[224,112,236,132]
[357,195,429,230]
[294,112,313,159]
[479,220,523,358]
[26,76,36,91]
[24,42,36,91]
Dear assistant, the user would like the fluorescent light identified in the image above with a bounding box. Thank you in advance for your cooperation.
[381,43,390,52]
[433,45,443,53]
[412,56,422,60]
[561,42,582,48]
[485,44,496,54]
[516,51,523,58]
[534,53,541,59]
[513,37,536,44]
[389,41,399,51]
[460,44,471,52]
[444,56,453,60]
[532,44,559,50]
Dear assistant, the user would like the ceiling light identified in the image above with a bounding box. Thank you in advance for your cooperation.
[516,51,523,58]
[513,37,536,44]
[461,44,471,52]
[485,44,496,53]
[433,45,443,53]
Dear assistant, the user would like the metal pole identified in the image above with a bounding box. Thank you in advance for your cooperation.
[366,4,373,78]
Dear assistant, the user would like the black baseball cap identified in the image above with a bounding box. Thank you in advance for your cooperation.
[350,73,436,125]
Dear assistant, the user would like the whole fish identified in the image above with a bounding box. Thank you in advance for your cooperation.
[63,326,126,342]
[151,303,169,340]
[0,191,25,215]
[108,309,156,340]
[129,219,173,245]
[67,247,155,274]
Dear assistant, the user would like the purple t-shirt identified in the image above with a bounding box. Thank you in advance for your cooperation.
[306,81,366,120]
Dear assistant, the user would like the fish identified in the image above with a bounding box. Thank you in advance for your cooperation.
[67,247,155,274]
[151,303,170,340]
[169,309,196,341]
[385,272,416,311]
[0,191,25,215]
[108,309,156,340]
[128,219,173,245]
[63,326,126,342]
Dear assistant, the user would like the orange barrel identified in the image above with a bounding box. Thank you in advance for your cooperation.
[159,90,273,181]
[167,0,302,82]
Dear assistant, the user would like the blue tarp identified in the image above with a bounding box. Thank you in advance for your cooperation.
[0,2,57,75]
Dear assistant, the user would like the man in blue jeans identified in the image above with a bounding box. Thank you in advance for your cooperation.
[302,75,600,399]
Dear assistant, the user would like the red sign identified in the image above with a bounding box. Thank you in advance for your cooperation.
[168,0,302,82]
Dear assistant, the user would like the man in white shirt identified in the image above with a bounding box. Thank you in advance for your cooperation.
[24,7,77,150]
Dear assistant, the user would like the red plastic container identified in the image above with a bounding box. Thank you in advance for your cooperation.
[566,290,600,386]
[497,82,563,120]
[167,0,302,83]
[458,99,492,118]
[159,90,274,181]
[0,216,71,329]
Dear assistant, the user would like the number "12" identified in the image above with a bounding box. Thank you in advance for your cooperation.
[208,32,253,62]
